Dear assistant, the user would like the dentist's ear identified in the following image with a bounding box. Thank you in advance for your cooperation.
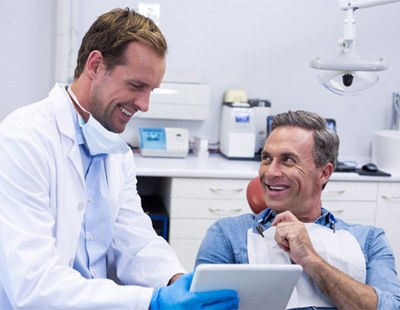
[85,50,103,78]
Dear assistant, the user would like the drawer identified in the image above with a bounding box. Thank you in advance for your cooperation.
[169,219,217,239]
[377,182,400,201]
[171,177,249,200]
[322,181,378,201]
[170,198,252,218]
[323,201,376,225]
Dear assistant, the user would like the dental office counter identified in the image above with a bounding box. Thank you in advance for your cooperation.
[134,153,400,273]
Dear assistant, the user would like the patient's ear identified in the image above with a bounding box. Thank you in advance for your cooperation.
[320,162,334,184]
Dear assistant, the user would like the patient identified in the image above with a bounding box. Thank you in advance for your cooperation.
[195,110,400,309]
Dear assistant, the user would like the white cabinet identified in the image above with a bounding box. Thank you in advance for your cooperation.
[322,181,378,225]
[324,181,399,274]
[376,183,400,273]
[168,177,252,271]
[167,179,383,271]
[169,179,383,271]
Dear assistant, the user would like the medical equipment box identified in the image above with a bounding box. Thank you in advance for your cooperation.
[139,127,189,158]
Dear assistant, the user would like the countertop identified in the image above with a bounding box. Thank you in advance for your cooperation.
[134,152,400,182]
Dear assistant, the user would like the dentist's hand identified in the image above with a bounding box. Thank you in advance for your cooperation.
[150,272,239,310]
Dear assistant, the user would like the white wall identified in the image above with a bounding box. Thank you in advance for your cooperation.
[2,0,400,164]
[0,0,55,118]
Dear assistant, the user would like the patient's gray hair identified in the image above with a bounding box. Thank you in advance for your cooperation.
[271,110,340,170]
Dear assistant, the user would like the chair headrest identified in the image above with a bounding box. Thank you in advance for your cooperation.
[246,177,268,214]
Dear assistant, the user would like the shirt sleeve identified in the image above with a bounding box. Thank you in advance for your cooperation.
[364,227,400,308]
[195,220,238,267]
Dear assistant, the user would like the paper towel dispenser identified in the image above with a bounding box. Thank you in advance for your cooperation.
[135,82,210,121]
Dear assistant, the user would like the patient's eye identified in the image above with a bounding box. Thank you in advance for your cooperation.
[282,155,296,166]
[261,153,272,164]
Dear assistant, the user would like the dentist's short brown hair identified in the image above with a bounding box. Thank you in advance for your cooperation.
[74,8,167,79]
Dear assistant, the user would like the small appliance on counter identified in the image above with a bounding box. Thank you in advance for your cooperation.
[139,127,189,158]
[249,98,271,154]
[219,89,256,159]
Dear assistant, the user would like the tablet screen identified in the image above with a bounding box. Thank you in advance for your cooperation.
[190,264,302,310]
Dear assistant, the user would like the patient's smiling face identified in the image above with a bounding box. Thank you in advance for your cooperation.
[259,126,327,222]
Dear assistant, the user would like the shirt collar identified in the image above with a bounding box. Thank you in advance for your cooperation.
[66,86,106,160]
[255,207,335,230]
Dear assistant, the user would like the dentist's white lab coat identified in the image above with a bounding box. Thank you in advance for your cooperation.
[0,84,185,309]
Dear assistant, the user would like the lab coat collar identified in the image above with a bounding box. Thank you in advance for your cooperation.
[50,84,80,144]
[50,84,85,184]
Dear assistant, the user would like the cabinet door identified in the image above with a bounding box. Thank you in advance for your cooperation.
[322,181,377,225]
[376,183,400,273]
[323,201,376,225]
[169,219,217,271]
[169,239,203,272]
[170,219,217,239]
[169,177,251,271]
[322,181,378,201]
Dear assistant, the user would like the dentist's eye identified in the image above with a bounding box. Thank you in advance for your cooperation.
[129,82,144,90]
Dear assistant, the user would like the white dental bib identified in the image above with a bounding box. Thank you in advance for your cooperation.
[247,223,366,309]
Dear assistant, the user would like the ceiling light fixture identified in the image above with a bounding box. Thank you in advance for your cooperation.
[310,0,399,96]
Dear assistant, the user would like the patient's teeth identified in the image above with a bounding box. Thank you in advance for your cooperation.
[269,185,286,191]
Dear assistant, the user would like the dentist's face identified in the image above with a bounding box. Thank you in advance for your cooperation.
[259,126,327,222]
[89,41,165,133]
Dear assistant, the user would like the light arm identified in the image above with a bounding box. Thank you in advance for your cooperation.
[339,0,400,10]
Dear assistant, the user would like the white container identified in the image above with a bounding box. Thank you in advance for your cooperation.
[372,130,400,174]
[135,82,210,121]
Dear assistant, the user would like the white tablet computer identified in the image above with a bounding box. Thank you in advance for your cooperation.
[190,264,302,310]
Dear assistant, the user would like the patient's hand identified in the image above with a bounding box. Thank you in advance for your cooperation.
[271,210,299,226]
[272,211,320,269]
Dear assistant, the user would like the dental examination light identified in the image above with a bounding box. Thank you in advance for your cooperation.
[310,0,400,96]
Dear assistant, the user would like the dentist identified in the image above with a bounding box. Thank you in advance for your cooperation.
[0,8,238,310]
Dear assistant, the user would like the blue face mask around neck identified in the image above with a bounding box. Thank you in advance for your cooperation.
[67,86,130,156]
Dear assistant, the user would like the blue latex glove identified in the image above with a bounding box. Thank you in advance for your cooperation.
[150,272,239,310]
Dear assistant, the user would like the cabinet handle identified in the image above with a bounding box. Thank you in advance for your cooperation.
[324,190,346,196]
[209,188,243,194]
[330,209,344,214]
[382,195,400,201]
[208,208,242,215]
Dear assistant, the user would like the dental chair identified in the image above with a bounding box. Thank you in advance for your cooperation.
[246,177,267,214]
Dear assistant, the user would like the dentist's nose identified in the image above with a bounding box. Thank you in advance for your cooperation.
[135,91,151,112]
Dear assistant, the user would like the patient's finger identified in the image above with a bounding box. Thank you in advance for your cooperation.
[271,211,299,226]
